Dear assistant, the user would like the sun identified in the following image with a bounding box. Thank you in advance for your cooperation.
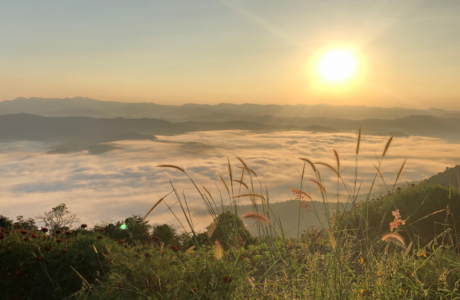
[319,50,356,82]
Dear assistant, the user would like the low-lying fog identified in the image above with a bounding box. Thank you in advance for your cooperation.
[1,130,458,231]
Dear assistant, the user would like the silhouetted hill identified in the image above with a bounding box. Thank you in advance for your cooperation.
[2,97,460,120]
[0,114,337,144]
[424,165,460,189]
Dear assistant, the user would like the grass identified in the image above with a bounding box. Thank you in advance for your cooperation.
[1,131,460,299]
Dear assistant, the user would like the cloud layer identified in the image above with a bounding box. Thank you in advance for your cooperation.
[1,131,458,231]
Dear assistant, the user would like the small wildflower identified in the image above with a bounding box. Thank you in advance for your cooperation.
[32,234,38,239]
[389,210,405,232]
[103,249,110,255]
[107,258,113,263]
[359,257,364,265]
[99,228,105,232]
[377,271,382,276]
[81,224,87,229]
[5,230,10,234]
[97,235,103,240]
[56,239,62,243]
[21,230,28,235]
[55,230,62,234]
[150,236,159,241]
[55,253,60,258]
[36,255,44,262]
[14,224,21,228]
[66,239,71,243]
[24,237,30,242]
[417,250,427,258]
[42,228,49,233]
[145,252,152,258]
[45,246,52,252]
[62,249,68,254]
[65,231,72,236]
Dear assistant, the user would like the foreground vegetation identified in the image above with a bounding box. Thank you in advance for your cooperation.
[1,132,460,299]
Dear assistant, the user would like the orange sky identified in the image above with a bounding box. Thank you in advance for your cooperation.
[1,1,459,109]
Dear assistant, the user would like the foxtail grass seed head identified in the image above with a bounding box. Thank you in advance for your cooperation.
[356,127,362,154]
[242,212,270,224]
[382,233,406,249]
[382,136,394,157]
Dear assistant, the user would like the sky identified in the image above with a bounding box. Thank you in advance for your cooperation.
[1,130,458,231]
[1,0,460,109]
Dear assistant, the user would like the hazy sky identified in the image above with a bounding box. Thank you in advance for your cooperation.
[1,0,459,109]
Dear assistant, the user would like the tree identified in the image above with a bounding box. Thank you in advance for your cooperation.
[0,215,13,229]
[36,203,80,232]
[99,215,152,245]
[15,216,38,231]
[208,211,255,248]
[152,224,178,246]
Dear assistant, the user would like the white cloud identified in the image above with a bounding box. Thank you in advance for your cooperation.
[0,131,458,231]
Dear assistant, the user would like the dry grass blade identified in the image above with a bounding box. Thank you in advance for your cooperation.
[412,209,445,224]
[142,192,172,222]
[333,149,340,171]
[356,127,362,155]
[70,265,92,288]
[92,244,98,254]
[395,159,407,183]
[373,165,384,180]
[299,158,317,173]
[233,193,265,200]
[215,240,222,259]
[242,212,270,224]
[314,162,339,176]
[233,180,249,190]
[382,136,394,157]
[156,164,185,173]
[218,173,230,195]
[185,246,195,255]
[235,156,250,172]
[382,233,406,249]
[237,166,258,177]
[201,184,212,198]
[309,179,325,191]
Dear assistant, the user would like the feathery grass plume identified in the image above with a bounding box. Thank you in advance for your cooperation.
[245,277,255,289]
[327,228,336,252]
[382,136,394,157]
[356,127,362,155]
[160,242,164,252]
[156,164,185,173]
[208,219,217,238]
[404,242,413,256]
[299,157,317,173]
[395,159,407,184]
[233,180,249,190]
[333,149,340,171]
[215,240,222,259]
[382,233,406,249]
[233,193,265,200]
[185,246,195,255]
[309,179,325,192]
[142,191,173,222]
[242,212,270,224]
[218,173,230,195]
[314,162,339,176]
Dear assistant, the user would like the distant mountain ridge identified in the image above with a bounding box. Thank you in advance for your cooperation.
[2,97,460,120]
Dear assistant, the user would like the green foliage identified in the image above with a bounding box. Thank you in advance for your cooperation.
[0,215,13,230]
[208,211,255,248]
[151,223,177,246]
[99,215,152,245]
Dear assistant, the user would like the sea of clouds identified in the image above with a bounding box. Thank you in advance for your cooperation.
[0,130,458,231]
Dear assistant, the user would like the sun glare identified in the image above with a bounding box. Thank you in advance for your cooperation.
[319,50,356,82]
